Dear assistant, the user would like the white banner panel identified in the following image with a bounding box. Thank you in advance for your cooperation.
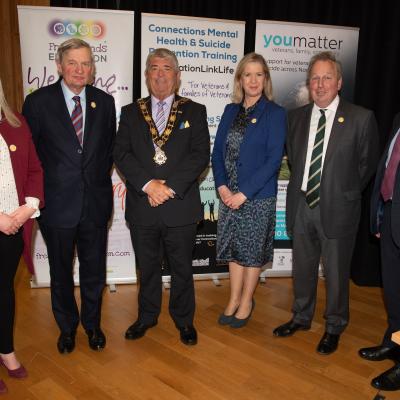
[18,6,135,286]
[141,14,245,277]
[255,20,359,275]
[255,20,359,108]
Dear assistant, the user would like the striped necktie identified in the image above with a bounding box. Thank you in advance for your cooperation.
[306,109,326,208]
[155,101,166,135]
[71,96,83,146]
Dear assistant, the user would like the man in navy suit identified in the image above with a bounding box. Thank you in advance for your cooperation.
[23,38,116,353]
[359,113,400,391]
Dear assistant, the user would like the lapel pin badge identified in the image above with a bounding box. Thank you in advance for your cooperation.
[9,144,17,152]
[251,118,257,124]
[91,101,96,109]
[184,120,190,128]
[338,117,344,123]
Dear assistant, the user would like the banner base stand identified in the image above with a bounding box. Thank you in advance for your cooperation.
[212,276,221,286]
[162,277,171,290]
[108,284,117,293]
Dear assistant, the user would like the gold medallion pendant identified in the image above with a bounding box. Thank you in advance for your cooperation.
[153,147,167,165]
[137,96,190,166]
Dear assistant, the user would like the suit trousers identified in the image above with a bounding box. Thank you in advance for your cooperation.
[130,222,197,327]
[40,219,107,334]
[380,201,400,347]
[0,231,23,354]
[291,196,356,334]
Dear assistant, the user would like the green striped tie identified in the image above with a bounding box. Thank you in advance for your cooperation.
[306,109,326,208]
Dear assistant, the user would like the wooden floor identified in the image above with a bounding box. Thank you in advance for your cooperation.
[2,266,397,399]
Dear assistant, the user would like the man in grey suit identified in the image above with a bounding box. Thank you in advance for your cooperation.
[273,52,379,354]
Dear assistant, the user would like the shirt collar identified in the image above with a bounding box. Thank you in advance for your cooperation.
[61,79,86,102]
[312,95,340,115]
[151,93,175,109]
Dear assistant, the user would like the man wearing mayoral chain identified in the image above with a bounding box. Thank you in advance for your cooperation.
[114,48,210,345]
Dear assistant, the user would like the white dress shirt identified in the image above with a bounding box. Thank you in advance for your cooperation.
[301,95,340,192]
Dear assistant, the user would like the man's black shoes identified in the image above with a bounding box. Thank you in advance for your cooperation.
[125,320,157,340]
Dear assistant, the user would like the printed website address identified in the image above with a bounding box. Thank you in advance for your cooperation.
[35,250,131,260]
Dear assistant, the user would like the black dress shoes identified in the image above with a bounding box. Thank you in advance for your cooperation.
[359,345,400,362]
[273,320,311,337]
[57,332,76,354]
[371,364,400,391]
[125,320,157,340]
[179,325,197,346]
[86,328,106,350]
[317,332,340,355]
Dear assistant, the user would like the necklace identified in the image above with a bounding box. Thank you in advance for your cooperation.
[137,97,189,165]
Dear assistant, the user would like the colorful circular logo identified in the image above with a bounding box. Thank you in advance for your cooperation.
[48,19,106,39]
[66,23,78,35]
[78,24,90,36]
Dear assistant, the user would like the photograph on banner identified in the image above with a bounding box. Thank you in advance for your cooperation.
[18,6,135,286]
[141,14,245,276]
[255,20,359,273]
[255,20,359,108]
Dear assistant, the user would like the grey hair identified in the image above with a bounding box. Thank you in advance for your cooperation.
[55,38,94,64]
[145,48,181,94]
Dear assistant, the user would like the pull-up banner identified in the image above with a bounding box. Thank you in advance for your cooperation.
[18,6,135,286]
[141,13,245,278]
[255,20,359,275]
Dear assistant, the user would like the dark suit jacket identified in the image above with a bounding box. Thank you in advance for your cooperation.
[22,80,116,228]
[371,112,400,245]
[113,95,210,227]
[286,98,379,238]
[0,112,44,273]
[212,96,287,199]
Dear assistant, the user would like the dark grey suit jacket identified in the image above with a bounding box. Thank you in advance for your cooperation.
[113,95,210,227]
[286,98,379,238]
[371,112,400,245]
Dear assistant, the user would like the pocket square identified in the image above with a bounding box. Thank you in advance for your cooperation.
[179,120,190,129]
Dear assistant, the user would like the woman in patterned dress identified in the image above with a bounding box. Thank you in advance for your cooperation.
[212,53,287,328]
